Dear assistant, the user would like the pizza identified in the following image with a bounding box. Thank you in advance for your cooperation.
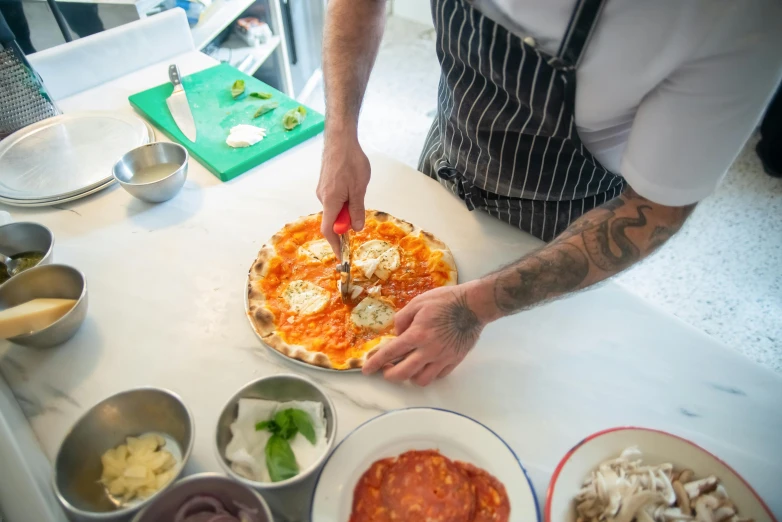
[350,450,511,522]
[246,210,457,370]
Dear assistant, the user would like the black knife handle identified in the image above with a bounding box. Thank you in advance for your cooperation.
[168,64,182,87]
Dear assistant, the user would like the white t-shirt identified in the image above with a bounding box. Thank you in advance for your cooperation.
[472,0,782,206]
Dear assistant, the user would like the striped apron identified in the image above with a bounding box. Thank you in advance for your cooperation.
[419,0,625,241]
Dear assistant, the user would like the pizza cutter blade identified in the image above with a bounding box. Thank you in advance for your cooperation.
[333,203,352,303]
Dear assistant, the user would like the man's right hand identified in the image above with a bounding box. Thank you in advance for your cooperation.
[316,135,371,254]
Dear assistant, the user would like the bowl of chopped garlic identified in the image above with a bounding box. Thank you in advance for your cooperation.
[545,427,776,522]
[53,387,194,521]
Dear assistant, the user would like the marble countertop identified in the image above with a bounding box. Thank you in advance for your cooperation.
[1,53,781,522]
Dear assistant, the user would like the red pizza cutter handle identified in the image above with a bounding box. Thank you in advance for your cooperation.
[333,203,351,235]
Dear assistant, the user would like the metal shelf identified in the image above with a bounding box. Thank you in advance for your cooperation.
[190,0,256,50]
[208,34,281,75]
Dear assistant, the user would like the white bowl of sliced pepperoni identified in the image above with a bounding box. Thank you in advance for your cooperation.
[310,407,540,522]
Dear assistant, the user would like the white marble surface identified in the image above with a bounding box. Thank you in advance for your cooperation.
[1,137,782,518]
[1,46,781,522]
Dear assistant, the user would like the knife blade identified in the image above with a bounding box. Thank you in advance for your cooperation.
[165,64,197,143]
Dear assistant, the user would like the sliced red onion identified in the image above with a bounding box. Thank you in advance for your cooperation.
[174,495,260,522]
[233,500,258,515]
[174,495,228,522]
[202,515,241,522]
[179,514,219,522]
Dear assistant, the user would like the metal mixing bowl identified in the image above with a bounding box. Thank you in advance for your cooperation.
[112,142,188,203]
[53,387,195,522]
[0,264,87,348]
[215,374,338,489]
[131,472,274,522]
[0,221,54,274]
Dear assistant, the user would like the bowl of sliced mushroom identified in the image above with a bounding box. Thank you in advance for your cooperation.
[545,427,776,522]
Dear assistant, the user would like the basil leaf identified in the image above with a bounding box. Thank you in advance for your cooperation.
[265,434,299,482]
[273,409,298,439]
[231,79,246,99]
[282,106,307,130]
[253,102,279,118]
[255,420,272,431]
[289,409,316,445]
[255,419,281,435]
[249,91,273,99]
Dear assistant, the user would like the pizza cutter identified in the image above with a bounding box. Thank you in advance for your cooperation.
[334,203,352,303]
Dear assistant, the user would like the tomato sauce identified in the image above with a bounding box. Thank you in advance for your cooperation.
[257,215,451,368]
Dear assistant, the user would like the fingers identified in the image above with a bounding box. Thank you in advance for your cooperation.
[348,184,367,231]
[411,362,448,387]
[382,352,427,382]
[319,200,342,257]
[394,298,423,336]
[437,364,456,379]
[362,336,416,375]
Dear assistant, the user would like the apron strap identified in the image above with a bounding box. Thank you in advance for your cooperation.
[549,0,606,70]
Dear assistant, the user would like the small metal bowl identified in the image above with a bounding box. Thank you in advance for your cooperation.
[53,387,195,522]
[0,221,54,276]
[0,264,87,348]
[131,472,274,522]
[112,142,188,203]
[215,375,337,519]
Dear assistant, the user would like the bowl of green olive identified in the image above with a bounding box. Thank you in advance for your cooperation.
[0,222,53,284]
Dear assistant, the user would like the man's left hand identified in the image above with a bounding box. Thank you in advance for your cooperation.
[362,282,490,386]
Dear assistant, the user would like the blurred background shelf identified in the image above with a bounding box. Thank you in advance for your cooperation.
[17,0,325,99]
[190,0,255,50]
[208,34,280,75]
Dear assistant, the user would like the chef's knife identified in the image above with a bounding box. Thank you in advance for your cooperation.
[166,64,197,142]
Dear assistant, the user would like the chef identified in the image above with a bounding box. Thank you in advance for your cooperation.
[316,0,782,386]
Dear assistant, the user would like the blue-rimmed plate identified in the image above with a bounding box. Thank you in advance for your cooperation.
[310,407,540,522]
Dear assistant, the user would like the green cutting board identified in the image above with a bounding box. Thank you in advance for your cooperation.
[128,63,324,181]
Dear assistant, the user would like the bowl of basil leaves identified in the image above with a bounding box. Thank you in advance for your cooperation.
[214,374,337,517]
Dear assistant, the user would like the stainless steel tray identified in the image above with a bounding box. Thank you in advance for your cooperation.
[0,121,155,208]
[0,178,116,207]
[0,111,150,201]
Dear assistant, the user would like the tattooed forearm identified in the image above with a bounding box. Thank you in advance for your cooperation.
[485,188,695,317]
[647,205,695,250]
[648,226,674,250]
[493,243,589,313]
[582,204,651,271]
[433,293,483,356]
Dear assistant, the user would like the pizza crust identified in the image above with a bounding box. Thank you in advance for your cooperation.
[248,243,276,281]
[367,210,414,235]
[407,228,458,286]
[261,332,394,370]
[246,210,456,370]
[247,296,276,337]
[263,334,334,369]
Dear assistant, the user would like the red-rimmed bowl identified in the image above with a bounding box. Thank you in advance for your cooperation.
[545,427,776,522]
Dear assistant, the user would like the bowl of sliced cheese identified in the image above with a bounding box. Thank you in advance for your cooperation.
[53,387,195,522]
[0,263,87,348]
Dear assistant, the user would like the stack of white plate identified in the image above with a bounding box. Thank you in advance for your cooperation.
[0,111,155,207]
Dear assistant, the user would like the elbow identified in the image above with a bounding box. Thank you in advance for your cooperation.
[625,186,697,249]
[626,186,696,228]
